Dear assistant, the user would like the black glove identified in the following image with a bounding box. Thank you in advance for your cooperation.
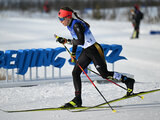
[56,37,67,44]
[67,39,73,45]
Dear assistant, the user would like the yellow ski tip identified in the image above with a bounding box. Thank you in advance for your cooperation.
[54,34,59,38]
[141,96,144,99]
[112,109,117,113]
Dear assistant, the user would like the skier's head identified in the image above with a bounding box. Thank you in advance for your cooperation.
[58,7,73,19]
[58,7,90,27]
[134,4,140,10]
[58,7,73,26]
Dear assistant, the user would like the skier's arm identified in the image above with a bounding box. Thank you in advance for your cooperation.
[72,45,77,54]
[56,23,85,46]
[72,23,85,45]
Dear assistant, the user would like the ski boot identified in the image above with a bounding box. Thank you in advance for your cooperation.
[61,96,82,108]
[113,72,135,96]
[122,76,135,96]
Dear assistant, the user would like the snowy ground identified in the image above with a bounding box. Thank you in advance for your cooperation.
[0,11,160,120]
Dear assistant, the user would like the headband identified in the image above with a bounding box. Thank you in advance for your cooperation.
[58,9,72,18]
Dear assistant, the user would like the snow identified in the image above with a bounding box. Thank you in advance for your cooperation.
[0,11,160,120]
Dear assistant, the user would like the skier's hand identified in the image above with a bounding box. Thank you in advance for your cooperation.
[71,53,76,63]
[56,37,67,44]
[67,39,73,45]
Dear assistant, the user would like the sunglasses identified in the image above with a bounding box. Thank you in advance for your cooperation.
[58,15,71,22]
[58,17,66,22]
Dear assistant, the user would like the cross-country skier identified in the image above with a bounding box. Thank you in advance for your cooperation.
[130,4,143,39]
[56,7,135,108]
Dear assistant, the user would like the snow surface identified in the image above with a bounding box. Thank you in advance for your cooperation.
[0,11,160,120]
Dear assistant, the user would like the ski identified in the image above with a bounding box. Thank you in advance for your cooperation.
[1,89,159,113]
[72,88,160,112]
[0,105,113,113]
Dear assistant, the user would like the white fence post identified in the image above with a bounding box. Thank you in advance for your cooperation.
[23,75,25,81]
[17,69,19,81]
[112,63,114,72]
[36,67,38,80]
[6,69,8,83]
[59,68,61,78]
[52,66,54,79]
[12,69,14,82]
[30,67,32,80]
[44,66,47,80]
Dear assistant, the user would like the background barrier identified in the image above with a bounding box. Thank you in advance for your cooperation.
[0,44,127,88]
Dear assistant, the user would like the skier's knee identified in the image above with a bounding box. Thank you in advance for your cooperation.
[101,73,108,79]
[72,69,81,77]
[100,72,112,79]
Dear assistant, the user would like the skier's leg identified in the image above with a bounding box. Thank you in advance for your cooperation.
[88,43,114,78]
[89,43,135,96]
[113,72,135,96]
[62,50,91,107]
[135,22,140,38]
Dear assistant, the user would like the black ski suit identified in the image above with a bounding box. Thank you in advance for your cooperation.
[69,19,114,96]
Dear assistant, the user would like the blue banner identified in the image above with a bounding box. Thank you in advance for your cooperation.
[0,44,127,75]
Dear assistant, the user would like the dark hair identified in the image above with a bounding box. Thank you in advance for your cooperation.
[60,7,90,28]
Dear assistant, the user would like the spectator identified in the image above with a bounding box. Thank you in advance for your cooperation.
[130,4,143,39]
[43,1,50,13]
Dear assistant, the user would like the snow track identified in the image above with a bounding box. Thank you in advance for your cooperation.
[0,11,160,120]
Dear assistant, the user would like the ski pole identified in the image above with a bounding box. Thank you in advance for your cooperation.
[54,34,127,92]
[55,34,143,99]
[64,44,116,113]
[87,68,144,99]
[55,34,116,113]
[88,68,128,90]
[54,35,143,99]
